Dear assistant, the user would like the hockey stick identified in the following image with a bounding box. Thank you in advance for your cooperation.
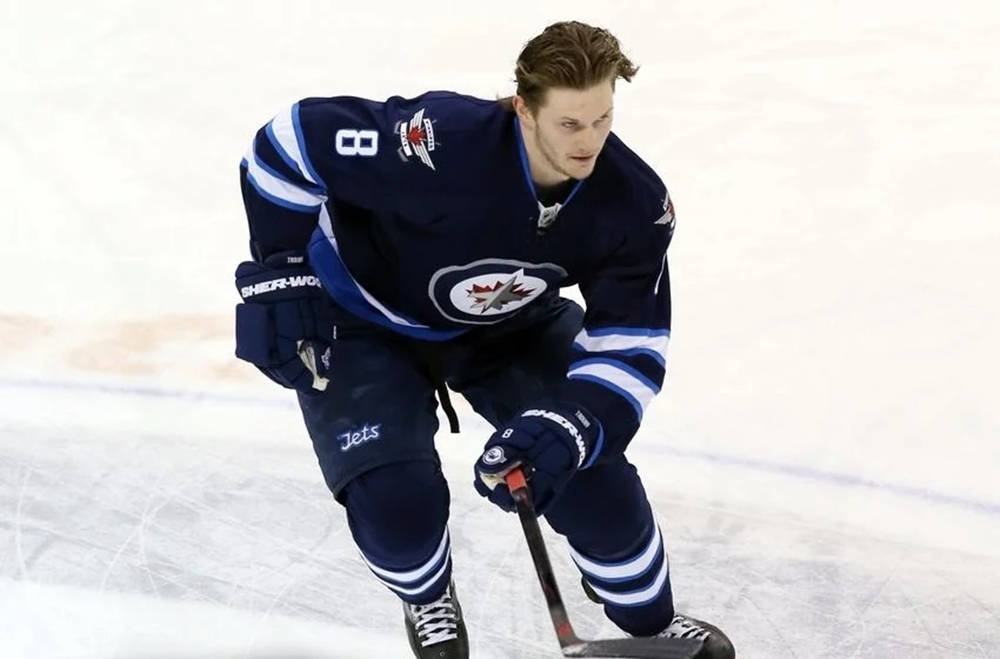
[504,468,703,659]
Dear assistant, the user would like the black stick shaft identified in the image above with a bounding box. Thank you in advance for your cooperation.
[507,469,580,647]
[503,468,705,659]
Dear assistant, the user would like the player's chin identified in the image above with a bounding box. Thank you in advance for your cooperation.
[566,156,596,178]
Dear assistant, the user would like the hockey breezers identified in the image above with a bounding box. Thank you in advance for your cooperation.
[504,468,703,659]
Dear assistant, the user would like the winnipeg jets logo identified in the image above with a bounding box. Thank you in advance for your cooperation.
[396,108,437,170]
[467,270,536,313]
[428,259,567,325]
[482,447,506,465]
[537,201,562,231]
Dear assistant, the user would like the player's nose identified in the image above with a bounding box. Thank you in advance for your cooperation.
[572,139,592,155]
[578,126,604,151]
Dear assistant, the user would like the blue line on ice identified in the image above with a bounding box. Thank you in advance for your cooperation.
[3,376,997,517]
[0,376,297,408]
[653,445,1000,517]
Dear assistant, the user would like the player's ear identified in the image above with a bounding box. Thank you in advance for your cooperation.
[513,96,535,129]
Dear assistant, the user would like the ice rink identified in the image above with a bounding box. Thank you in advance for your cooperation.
[2,1,999,657]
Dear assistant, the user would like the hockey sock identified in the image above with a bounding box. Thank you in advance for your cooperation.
[344,461,452,605]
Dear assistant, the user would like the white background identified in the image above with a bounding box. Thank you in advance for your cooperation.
[1,1,998,657]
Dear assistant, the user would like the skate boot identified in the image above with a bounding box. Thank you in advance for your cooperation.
[581,577,734,658]
[656,614,735,659]
[402,580,469,658]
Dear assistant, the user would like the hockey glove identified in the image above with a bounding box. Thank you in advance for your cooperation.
[474,404,603,514]
[234,251,334,392]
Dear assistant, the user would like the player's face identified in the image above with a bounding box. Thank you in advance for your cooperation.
[518,79,615,185]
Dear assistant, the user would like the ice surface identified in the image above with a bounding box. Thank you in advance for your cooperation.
[2,1,999,657]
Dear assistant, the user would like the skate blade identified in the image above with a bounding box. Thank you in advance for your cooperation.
[562,635,703,658]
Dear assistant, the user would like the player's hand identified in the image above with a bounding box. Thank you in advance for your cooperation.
[474,404,603,514]
[234,251,334,393]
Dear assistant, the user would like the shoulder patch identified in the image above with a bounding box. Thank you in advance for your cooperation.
[395,108,437,170]
[653,195,675,229]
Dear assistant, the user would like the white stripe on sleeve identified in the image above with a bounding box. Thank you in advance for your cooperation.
[573,328,669,366]
[244,146,325,209]
[567,360,657,414]
[268,105,319,185]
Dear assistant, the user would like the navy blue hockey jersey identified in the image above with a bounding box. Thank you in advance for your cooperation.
[239,91,675,449]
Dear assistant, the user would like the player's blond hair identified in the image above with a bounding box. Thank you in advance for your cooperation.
[512,21,639,114]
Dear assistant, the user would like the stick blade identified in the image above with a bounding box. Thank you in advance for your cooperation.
[562,636,703,658]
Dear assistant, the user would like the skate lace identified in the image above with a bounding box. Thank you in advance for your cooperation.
[409,591,459,647]
[658,614,710,642]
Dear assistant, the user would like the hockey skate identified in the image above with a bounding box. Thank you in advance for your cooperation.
[581,578,735,659]
[655,614,734,659]
[402,580,469,659]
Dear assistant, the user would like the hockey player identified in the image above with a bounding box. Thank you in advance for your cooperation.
[234,21,734,659]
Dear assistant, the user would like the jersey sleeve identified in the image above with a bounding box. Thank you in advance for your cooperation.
[559,189,676,458]
[238,96,415,260]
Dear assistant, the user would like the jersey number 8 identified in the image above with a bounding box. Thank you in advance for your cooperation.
[335,129,379,157]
